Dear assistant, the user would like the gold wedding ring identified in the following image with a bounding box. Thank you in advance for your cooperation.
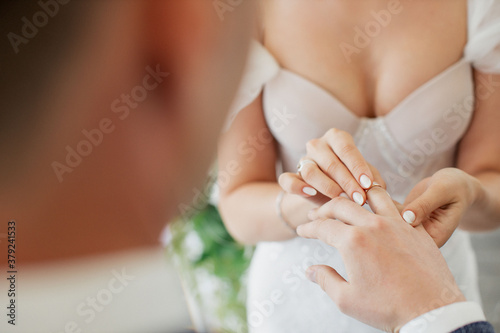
[366,182,384,192]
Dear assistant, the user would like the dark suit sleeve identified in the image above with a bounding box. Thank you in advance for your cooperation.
[451,321,496,333]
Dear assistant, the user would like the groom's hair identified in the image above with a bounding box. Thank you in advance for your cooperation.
[0,0,91,172]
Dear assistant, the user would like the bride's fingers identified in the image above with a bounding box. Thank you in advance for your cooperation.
[307,140,367,205]
[402,184,453,227]
[307,197,373,225]
[324,129,374,189]
[278,172,318,197]
[366,185,401,218]
[392,199,404,213]
[297,159,345,199]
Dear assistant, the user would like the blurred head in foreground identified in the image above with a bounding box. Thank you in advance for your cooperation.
[0,0,253,263]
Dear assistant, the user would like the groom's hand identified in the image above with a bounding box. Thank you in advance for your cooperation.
[297,185,465,332]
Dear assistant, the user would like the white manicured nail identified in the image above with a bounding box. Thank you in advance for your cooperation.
[303,187,317,196]
[403,211,416,224]
[353,192,364,205]
[359,174,372,189]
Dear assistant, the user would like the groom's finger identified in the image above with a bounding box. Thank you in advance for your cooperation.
[366,185,400,217]
[297,218,351,247]
[308,197,373,226]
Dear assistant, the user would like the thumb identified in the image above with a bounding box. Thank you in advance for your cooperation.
[306,265,348,304]
[402,184,450,226]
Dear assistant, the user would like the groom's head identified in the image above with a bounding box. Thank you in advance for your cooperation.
[0,0,253,262]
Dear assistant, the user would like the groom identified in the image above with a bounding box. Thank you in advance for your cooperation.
[0,1,495,332]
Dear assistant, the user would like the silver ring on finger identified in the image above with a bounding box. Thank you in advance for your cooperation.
[297,159,317,175]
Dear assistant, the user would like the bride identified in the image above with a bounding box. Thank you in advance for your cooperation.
[218,1,500,332]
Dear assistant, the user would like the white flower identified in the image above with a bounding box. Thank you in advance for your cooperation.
[184,231,204,261]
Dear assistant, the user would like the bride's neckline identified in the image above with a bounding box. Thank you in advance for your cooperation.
[261,0,471,121]
[274,57,468,122]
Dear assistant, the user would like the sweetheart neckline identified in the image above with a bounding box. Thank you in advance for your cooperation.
[275,57,469,122]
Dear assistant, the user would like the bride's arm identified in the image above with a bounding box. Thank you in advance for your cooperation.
[456,71,500,231]
[218,93,317,245]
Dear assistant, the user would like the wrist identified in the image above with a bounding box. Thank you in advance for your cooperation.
[276,191,298,234]
[446,168,483,207]
[393,276,466,332]
[281,192,318,228]
[465,173,486,209]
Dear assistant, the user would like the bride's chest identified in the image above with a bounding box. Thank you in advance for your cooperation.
[262,0,468,118]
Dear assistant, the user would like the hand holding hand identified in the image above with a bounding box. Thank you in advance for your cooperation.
[297,185,465,332]
[279,128,385,206]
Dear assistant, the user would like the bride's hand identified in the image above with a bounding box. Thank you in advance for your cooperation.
[401,168,481,247]
[279,129,385,206]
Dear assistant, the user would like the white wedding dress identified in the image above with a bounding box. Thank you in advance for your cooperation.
[224,1,500,332]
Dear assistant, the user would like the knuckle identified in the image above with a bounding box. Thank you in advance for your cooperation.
[415,199,432,215]
[306,138,321,152]
[323,182,342,198]
[369,216,386,231]
[325,160,341,176]
[338,177,357,193]
[325,128,342,139]
[329,128,353,143]
[346,228,366,246]
[349,161,366,176]
[337,143,357,157]
[347,228,362,246]
[330,196,344,206]
[317,219,331,232]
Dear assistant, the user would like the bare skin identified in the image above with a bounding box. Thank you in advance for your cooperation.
[299,185,466,332]
[219,0,500,246]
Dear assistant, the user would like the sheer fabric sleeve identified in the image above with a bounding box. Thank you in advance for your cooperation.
[465,0,500,73]
[222,41,280,132]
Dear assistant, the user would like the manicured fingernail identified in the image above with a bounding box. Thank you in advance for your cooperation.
[353,192,364,205]
[403,211,416,224]
[306,267,317,283]
[303,187,317,196]
[359,174,372,189]
[340,192,349,199]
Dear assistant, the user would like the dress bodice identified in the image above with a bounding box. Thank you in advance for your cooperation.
[263,58,474,200]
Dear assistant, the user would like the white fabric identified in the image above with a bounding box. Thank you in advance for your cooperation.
[221,2,500,332]
[465,0,500,73]
[223,41,280,132]
[400,302,486,333]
